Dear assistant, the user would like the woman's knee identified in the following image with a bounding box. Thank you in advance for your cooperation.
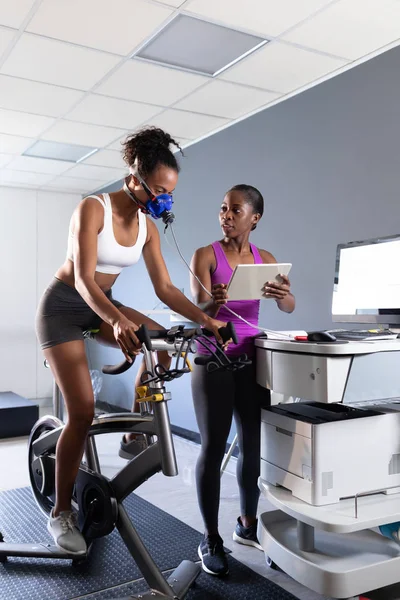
[67,400,95,429]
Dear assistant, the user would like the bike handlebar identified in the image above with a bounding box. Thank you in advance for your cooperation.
[102,322,240,376]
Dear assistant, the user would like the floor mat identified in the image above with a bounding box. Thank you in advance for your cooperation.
[81,557,298,600]
[0,487,202,600]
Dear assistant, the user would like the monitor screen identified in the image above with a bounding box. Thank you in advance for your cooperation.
[332,234,400,325]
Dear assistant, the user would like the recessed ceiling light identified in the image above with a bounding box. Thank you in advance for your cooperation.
[136,14,267,77]
[23,140,98,163]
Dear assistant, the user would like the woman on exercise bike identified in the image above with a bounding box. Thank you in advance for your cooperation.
[190,184,295,576]
[35,127,227,555]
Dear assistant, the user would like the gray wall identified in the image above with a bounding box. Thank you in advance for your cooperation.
[90,45,400,434]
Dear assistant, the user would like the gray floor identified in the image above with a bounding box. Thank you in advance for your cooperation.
[0,404,399,600]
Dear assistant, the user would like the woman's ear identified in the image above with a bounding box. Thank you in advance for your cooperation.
[252,212,261,229]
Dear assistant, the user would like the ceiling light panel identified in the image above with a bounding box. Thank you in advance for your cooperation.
[0,26,17,56]
[175,80,280,119]
[0,74,85,117]
[146,109,228,139]
[282,0,400,61]
[7,155,75,175]
[66,94,163,130]
[0,0,36,29]
[0,107,55,137]
[23,140,97,163]
[42,120,125,148]
[1,34,120,90]
[0,169,54,186]
[96,59,207,106]
[27,0,173,56]
[137,14,266,76]
[83,150,125,169]
[46,176,110,192]
[186,0,332,37]
[65,164,128,181]
[221,42,347,93]
[0,133,34,154]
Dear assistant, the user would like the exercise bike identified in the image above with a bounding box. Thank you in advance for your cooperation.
[0,322,250,599]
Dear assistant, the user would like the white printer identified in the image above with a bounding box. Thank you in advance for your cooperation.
[261,400,400,506]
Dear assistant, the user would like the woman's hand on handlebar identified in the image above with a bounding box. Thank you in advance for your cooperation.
[202,316,231,347]
[112,315,141,362]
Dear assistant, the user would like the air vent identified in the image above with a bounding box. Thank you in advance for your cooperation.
[23,140,98,163]
[136,14,267,77]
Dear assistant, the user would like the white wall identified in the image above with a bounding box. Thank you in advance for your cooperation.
[0,186,79,400]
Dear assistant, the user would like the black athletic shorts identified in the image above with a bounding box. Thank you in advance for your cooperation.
[35,277,123,350]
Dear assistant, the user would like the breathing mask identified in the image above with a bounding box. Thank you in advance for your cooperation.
[124,169,175,225]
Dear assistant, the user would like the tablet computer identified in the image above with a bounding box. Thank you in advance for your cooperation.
[226,263,292,301]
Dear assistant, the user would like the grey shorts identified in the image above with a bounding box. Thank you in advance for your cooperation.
[36,277,123,350]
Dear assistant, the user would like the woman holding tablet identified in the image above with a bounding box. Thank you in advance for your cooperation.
[190,184,295,576]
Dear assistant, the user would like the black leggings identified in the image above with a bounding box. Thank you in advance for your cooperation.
[191,362,270,534]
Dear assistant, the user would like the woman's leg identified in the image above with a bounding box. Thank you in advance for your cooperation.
[232,364,270,548]
[43,339,94,553]
[192,363,235,576]
[192,364,234,536]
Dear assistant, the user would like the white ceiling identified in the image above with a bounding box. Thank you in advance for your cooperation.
[0,0,399,194]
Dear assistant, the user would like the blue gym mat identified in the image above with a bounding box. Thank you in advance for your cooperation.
[0,487,297,600]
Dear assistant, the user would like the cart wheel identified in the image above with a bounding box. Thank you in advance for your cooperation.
[266,555,280,570]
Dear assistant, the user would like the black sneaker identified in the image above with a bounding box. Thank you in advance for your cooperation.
[232,517,263,551]
[198,534,229,576]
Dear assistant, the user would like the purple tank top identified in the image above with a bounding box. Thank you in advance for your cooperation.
[199,241,263,358]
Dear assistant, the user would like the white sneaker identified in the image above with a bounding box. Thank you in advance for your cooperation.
[47,510,87,555]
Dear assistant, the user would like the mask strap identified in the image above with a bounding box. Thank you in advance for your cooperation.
[123,176,148,212]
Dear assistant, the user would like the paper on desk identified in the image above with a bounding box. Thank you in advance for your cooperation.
[262,330,307,340]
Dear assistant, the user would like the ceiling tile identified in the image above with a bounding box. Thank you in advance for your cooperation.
[156,0,185,6]
[175,80,280,118]
[107,135,128,151]
[42,120,125,147]
[283,0,400,60]
[66,94,163,130]
[0,107,55,137]
[65,164,128,181]
[0,26,17,56]
[83,149,125,169]
[7,156,74,175]
[0,0,36,28]
[0,133,34,154]
[221,42,347,93]
[97,59,207,106]
[146,109,228,139]
[186,0,332,37]
[0,169,54,186]
[27,0,172,56]
[0,74,85,117]
[0,153,13,168]
[46,176,110,192]
[1,33,120,90]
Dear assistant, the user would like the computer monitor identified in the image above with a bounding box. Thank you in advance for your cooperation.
[332,234,400,326]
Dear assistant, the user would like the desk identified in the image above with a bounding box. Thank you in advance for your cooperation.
[255,337,400,599]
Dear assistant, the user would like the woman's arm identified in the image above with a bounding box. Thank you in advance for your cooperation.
[190,247,222,318]
[73,198,140,355]
[143,222,223,329]
[259,249,295,314]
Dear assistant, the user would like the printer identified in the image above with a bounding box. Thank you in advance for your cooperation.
[261,400,400,506]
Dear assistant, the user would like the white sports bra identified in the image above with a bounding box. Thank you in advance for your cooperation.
[67,193,147,275]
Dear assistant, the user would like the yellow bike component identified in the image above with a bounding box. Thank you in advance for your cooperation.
[137,392,164,403]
